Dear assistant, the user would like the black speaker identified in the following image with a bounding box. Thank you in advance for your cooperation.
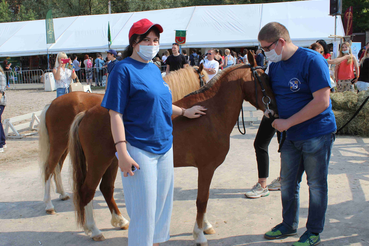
[330,0,342,15]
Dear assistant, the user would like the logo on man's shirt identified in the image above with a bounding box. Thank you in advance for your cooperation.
[289,78,301,92]
[163,82,172,94]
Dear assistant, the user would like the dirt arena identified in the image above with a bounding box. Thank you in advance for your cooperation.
[0,89,368,246]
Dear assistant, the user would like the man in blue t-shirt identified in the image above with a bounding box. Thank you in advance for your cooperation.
[259,22,336,246]
[105,49,118,90]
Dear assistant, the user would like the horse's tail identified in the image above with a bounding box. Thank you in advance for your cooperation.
[69,111,87,227]
[38,104,51,183]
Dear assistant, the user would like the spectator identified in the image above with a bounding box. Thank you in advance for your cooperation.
[162,50,169,64]
[72,55,81,80]
[117,52,123,61]
[84,55,93,86]
[316,40,331,61]
[358,47,365,61]
[223,49,234,68]
[153,57,162,69]
[243,49,249,64]
[357,48,369,92]
[165,43,188,74]
[359,42,369,61]
[53,52,77,98]
[335,42,359,92]
[101,18,206,246]
[259,22,336,246]
[255,49,265,66]
[95,53,105,86]
[237,52,243,64]
[232,51,237,65]
[3,60,11,88]
[189,49,199,66]
[0,65,7,153]
[105,49,118,90]
[214,49,224,69]
[200,49,219,81]
[182,50,189,63]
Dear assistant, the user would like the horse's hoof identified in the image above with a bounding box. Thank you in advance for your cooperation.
[92,234,105,241]
[204,227,216,234]
[46,209,56,215]
[196,243,208,246]
[120,223,129,230]
[60,195,70,201]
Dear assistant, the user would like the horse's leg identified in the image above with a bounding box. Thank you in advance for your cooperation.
[83,200,105,241]
[43,147,67,214]
[44,177,55,214]
[99,158,129,230]
[54,151,70,201]
[193,168,215,246]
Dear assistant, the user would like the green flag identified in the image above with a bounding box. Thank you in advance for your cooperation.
[45,10,55,44]
[108,22,112,48]
[175,30,186,45]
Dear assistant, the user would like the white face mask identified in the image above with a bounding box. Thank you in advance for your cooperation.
[137,45,160,61]
[342,49,349,54]
[264,41,283,63]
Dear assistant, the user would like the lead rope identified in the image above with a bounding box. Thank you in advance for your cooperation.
[237,106,246,135]
[337,95,369,133]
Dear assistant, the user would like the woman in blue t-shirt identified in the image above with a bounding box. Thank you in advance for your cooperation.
[101,18,206,246]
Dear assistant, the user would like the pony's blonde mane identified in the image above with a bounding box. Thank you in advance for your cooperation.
[186,64,246,98]
[164,66,209,102]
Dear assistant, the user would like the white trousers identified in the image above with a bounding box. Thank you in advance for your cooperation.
[122,143,174,246]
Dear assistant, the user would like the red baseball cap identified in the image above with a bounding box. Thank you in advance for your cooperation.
[129,18,163,40]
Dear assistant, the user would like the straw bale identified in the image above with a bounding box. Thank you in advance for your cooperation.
[334,110,369,137]
[330,91,358,111]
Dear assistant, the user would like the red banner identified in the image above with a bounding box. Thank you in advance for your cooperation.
[344,6,353,36]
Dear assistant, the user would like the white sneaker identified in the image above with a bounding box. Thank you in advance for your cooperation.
[0,148,4,153]
[3,144,6,149]
[245,183,269,199]
[267,177,281,191]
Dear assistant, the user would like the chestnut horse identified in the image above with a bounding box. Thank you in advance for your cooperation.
[38,65,208,220]
[68,58,276,244]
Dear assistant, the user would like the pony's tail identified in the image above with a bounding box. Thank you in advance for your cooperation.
[38,104,51,183]
[69,111,87,228]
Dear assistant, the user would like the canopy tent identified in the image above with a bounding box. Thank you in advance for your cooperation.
[0,0,344,57]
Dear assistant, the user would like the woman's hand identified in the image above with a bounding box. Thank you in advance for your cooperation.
[184,105,207,118]
[118,153,140,177]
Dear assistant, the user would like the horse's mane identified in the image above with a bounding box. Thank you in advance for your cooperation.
[164,66,209,102]
[185,64,247,98]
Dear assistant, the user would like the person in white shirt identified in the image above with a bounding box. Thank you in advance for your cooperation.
[200,49,219,82]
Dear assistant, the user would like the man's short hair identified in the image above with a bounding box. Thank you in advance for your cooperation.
[172,43,179,47]
[258,22,291,43]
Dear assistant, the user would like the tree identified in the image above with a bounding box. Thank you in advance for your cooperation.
[0,0,11,22]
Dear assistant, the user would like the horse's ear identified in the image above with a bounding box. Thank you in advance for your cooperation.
[247,50,257,67]
[198,63,204,72]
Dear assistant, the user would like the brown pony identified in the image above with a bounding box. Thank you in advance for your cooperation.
[68,55,277,244]
[38,65,208,220]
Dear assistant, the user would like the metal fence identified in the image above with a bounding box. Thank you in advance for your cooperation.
[4,64,168,89]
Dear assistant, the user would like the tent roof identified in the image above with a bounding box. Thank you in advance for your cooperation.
[0,0,344,57]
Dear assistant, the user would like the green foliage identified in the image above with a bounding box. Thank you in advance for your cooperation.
[0,0,12,22]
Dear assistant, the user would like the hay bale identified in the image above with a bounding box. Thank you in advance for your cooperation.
[330,91,358,111]
[334,110,369,137]
[331,91,369,137]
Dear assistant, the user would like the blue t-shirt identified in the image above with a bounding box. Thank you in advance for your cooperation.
[268,47,336,141]
[101,57,173,154]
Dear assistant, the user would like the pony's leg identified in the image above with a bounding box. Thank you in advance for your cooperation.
[44,177,55,214]
[100,159,129,230]
[54,151,70,201]
[192,168,215,246]
[203,214,215,234]
[83,201,105,241]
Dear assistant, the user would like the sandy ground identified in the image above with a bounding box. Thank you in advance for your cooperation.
[0,90,369,246]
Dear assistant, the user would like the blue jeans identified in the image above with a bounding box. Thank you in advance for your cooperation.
[56,87,69,98]
[280,133,335,234]
[0,105,5,148]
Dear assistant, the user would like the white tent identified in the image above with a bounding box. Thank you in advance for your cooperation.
[0,0,344,57]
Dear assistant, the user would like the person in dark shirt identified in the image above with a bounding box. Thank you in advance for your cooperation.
[165,43,188,74]
[357,48,369,91]
[105,49,118,90]
[255,49,265,66]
